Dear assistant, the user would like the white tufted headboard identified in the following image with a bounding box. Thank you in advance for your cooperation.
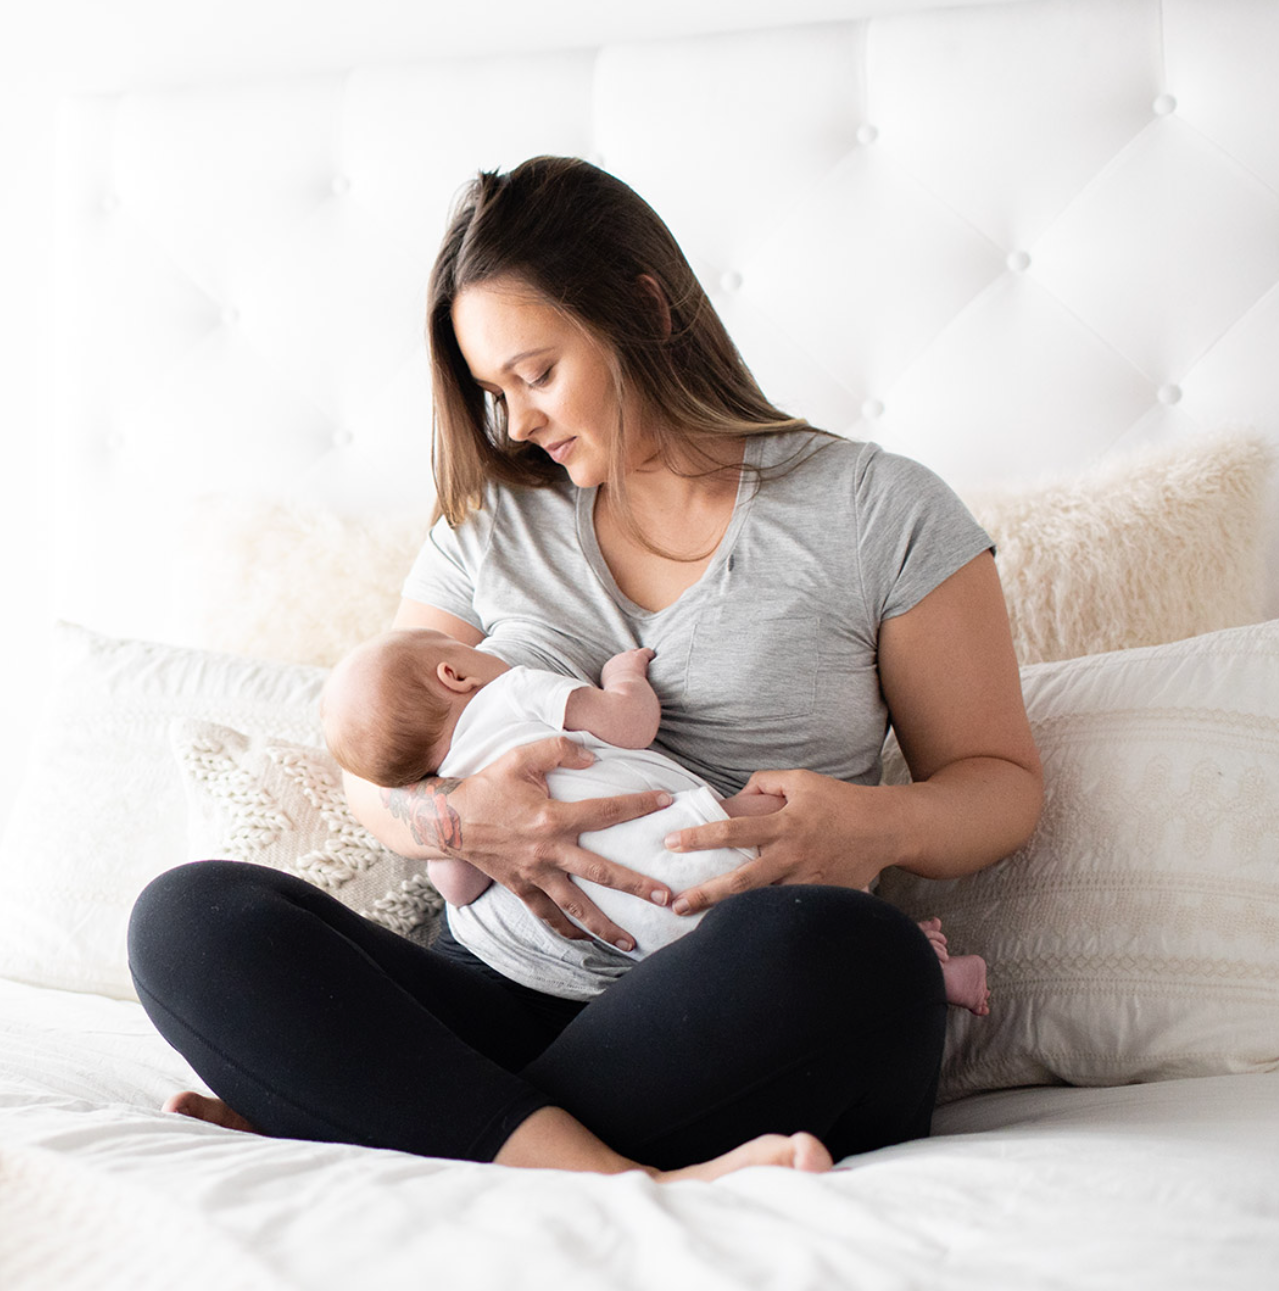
[44,0,1279,652]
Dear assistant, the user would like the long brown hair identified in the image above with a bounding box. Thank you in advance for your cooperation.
[427,157,817,543]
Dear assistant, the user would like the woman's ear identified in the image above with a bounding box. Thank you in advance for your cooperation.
[435,661,484,694]
[637,274,672,339]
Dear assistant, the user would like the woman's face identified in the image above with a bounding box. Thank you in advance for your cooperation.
[451,277,651,489]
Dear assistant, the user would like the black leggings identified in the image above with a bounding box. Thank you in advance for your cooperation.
[128,861,946,1169]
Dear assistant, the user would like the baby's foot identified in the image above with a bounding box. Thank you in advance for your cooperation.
[163,1091,259,1134]
[917,916,949,961]
[657,1132,832,1183]
[941,954,991,1016]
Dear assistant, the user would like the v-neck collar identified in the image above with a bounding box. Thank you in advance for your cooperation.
[574,435,764,621]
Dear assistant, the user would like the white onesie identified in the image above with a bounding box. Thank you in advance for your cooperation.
[437,666,756,1000]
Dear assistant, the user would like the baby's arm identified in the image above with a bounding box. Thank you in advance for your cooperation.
[564,648,662,750]
[427,859,493,906]
[721,790,786,817]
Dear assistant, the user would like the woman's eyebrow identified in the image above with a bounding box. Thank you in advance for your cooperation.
[500,347,554,373]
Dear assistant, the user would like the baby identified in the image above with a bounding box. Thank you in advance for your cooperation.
[323,628,990,1012]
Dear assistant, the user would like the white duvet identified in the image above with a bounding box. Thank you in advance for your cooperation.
[2,976,1276,1291]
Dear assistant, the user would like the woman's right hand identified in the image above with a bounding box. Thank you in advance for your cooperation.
[356,737,676,950]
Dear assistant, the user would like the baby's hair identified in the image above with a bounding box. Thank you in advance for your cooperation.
[322,631,453,787]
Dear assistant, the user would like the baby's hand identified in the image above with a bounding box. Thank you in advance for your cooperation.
[569,649,661,750]
[600,647,656,687]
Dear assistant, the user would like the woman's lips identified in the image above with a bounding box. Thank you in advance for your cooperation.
[546,438,576,464]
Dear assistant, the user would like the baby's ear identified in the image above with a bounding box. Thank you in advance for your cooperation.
[436,661,483,694]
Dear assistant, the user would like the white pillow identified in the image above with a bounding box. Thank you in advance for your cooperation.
[876,619,1279,1103]
[171,720,440,941]
[0,624,328,998]
[963,430,1271,665]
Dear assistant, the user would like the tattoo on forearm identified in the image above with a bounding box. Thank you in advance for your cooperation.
[381,778,464,854]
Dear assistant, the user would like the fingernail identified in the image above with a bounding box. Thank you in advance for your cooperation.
[664,834,680,850]
[672,899,690,916]
[651,890,668,907]
[656,792,673,807]
[615,938,634,952]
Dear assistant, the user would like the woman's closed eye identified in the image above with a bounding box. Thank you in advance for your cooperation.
[480,367,552,405]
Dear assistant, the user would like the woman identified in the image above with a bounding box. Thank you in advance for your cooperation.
[130,157,1042,1183]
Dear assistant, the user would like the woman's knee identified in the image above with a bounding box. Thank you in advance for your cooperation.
[132,859,272,937]
[128,861,297,993]
[697,885,944,1001]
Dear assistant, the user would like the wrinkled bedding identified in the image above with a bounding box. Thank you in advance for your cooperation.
[2,977,1276,1291]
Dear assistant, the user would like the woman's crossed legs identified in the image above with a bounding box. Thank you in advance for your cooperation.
[128,862,946,1177]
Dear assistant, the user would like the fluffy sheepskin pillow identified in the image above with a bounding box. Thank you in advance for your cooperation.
[876,618,1279,1103]
[964,430,1271,665]
[179,499,431,668]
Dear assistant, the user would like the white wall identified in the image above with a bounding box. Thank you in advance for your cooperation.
[0,0,1017,836]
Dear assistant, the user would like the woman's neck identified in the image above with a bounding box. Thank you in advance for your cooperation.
[606,437,744,542]
[592,437,747,610]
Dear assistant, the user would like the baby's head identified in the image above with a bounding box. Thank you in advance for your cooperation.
[322,629,494,787]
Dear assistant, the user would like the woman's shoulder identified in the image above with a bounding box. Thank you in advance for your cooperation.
[756,432,958,499]
[753,430,882,492]
[480,474,577,516]
[441,475,576,539]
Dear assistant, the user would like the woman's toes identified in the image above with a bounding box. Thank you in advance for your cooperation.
[162,1091,257,1133]
[789,1132,833,1173]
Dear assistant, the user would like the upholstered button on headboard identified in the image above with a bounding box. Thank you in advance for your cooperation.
[52,0,1279,650]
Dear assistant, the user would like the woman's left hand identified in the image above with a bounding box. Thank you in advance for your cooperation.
[663,769,900,915]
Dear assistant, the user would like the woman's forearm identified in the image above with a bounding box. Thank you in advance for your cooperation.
[344,770,461,861]
[428,859,493,906]
[880,755,1044,881]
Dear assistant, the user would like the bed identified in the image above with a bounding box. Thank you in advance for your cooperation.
[4,0,1278,1287]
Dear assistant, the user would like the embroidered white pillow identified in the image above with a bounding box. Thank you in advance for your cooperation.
[0,624,329,999]
[171,720,441,941]
[876,619,1279,1102]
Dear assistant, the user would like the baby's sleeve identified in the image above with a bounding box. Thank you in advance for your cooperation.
[503,667,592,733]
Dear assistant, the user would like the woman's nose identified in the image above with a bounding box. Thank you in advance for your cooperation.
[506,395,544,442]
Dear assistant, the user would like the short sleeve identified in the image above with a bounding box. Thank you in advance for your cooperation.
[400,511,491,630]
[853,445,993,624]
[502,667,591,732]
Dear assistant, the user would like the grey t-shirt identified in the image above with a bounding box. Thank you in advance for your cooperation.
[403,432,991,797]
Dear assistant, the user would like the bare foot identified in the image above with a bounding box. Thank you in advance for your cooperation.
[917,916,990,1016]
[917,916,949,961]
[657,1132,832,1182]
[163,1091,259,1134]
[941,954,991,1016]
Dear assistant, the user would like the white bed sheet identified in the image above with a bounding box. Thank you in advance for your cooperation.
[3,976,1276,1291]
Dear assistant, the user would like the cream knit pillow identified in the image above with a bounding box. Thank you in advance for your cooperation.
[171,719,441,942]
[964,430,1271,665]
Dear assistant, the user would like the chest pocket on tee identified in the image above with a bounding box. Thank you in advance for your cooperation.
[684,606,819,725]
